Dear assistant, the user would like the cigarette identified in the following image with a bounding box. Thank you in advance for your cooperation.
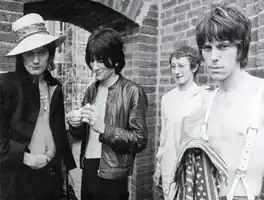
[87,74,96,88]
[80,74,96,109]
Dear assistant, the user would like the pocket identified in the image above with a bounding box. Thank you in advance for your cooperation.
[117,153,132,167]
[103,146,133,168]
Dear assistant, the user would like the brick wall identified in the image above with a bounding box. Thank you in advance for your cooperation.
[122,2,158,199]
[155,0,264,198]
[159,0,264,92]
[0,0,23,72]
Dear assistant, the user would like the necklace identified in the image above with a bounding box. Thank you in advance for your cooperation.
[40,83,50,112]
[40,92,48,111]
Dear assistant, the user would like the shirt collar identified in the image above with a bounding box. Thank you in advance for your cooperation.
[96,74,122,89]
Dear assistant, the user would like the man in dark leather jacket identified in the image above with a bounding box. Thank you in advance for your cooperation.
[67,28,148,200]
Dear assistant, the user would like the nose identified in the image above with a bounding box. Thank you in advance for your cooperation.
[92,60,100,71]
[210,47,220,63]
[175,66,181,74]
[33,54,40,65]
[172,65,180,75]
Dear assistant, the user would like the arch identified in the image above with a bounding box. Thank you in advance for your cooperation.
[23,0,150,32]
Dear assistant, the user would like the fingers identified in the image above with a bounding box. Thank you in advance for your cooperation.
[29,154,51,169]
[46,150,54,158]
[66,109,84,127]
[80,105,97,126]
[36,154,51,163]
[67,104,97,126]
[80,109,92,119]
[81,117,90,124]
[153,175,159,186]
[68,120,83,127]
[66,109,82,122]
[65,110,74,119]
[153,168,161,186]
[83,103,96,111]
[81,114,96,126]
[66,110,79,119]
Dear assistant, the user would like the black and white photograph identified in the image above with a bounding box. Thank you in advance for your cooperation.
[0,0,264,200]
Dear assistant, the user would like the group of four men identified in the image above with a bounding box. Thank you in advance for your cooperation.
[0,3,263,200]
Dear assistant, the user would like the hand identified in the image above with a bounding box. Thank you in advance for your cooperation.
[33,154,51,169]
[66,109,83,127]
[23,153,51,169]
[80,103,97,125]
[46,150,54,158]
[153,164,161,186]
[80,104,105,133]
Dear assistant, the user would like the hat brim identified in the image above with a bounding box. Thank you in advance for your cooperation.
[5,33,66,56]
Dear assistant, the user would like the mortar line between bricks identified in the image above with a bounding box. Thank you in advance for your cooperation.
[0,9,23,14]
[0,0,23,4]
[0,30,14,33]
[0,21,12,24]
[140,24,159,29]
[137,32,158,37]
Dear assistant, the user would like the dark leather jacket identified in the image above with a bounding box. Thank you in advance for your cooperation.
[70,75,148,179]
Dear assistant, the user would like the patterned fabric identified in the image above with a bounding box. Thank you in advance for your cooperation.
[173,138,228,200]
[15,23,48,42]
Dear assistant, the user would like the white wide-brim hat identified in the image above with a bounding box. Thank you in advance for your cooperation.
[6,13,66,56]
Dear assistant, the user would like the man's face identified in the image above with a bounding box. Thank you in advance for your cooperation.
[202,40,239,82]
[90,59,115,82]
[170,56,195,88]
[22,46,49,76]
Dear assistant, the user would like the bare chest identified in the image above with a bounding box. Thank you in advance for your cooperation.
[207,91,264,169]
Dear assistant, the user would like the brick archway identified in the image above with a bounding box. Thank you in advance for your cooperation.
[91,0,154,26]
[23,0,153,33]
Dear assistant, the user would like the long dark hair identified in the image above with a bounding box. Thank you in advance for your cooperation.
[15,42,57,75]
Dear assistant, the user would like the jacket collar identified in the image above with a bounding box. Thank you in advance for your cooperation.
[19,68,60,86]
[95,74,123,90]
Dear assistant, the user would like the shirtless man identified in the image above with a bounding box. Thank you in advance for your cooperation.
[195,4,264,200]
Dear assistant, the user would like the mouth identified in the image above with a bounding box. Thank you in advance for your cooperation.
[95,73,102,77]
[175,75,183,78]
[208,66,223,70]
[95,71,103,75]
[31,67,41,70]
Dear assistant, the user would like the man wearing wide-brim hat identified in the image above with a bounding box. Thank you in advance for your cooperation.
[0,13,76,200]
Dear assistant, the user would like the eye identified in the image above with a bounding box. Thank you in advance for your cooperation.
[178,64,184,68]
[218,43,230,50]
[97,58,104,63]
[170,64,176,69]
[202,45,212,52]
[39,49,48,55]
[24,51,34,57]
